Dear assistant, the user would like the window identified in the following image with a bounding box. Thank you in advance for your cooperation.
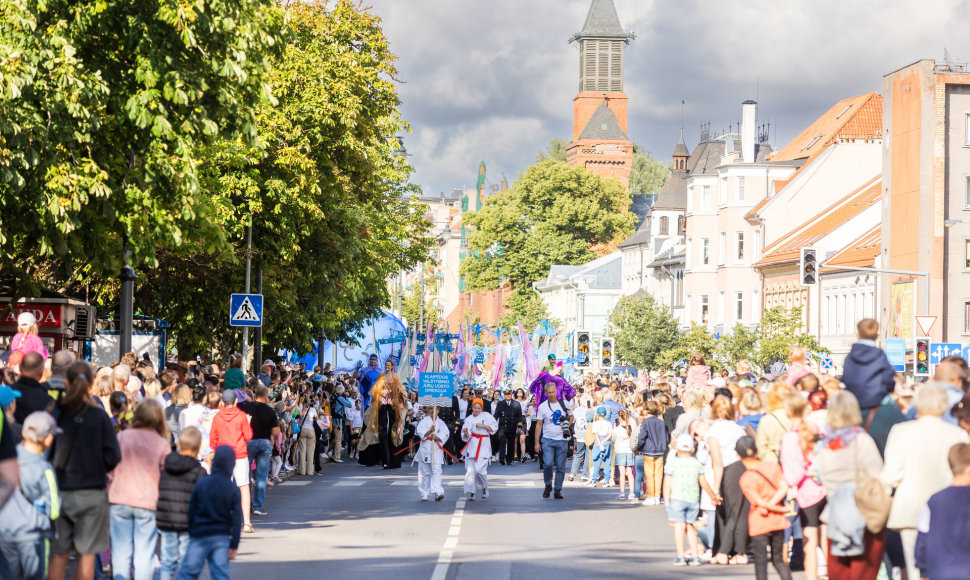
[719,178,727,205]
[966,114,970,145]
[677,215,686,234]
[659,216,669,235]
[718,233,726,265]
[736,291,744,322]
[700,295,709,324]
[966,239,970,269]
[736,232,744,262]
[966,176,970,208]
[702,238,710,265]
[754,230,761,260]
[965,302,970,333]
[702,186,711,210]
[737,176,746,201]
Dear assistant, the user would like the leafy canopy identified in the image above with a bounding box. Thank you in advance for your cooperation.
[609,292,680,369]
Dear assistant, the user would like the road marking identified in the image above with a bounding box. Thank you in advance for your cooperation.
[278,480,312,486]
[389,480,412,486]
[333,481,365,487]
[505,481,535,487]
[430,498,465,580]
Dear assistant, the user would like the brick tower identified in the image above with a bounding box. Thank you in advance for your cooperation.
[566,0,634,189]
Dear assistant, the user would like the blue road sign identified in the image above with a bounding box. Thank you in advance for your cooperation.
[885,338,907,372]
[820,356,834,371]
[929,342,963,365]
[229,294,263,327]
[418,372,453,407]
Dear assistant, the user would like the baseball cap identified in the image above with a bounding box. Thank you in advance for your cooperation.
[23,411,62,440]
[263,359,275,367]
[675,433,695,452]
[222,389,237,404]
[0,385,21,408]
[735,435,758,459]
[17,312,36,328]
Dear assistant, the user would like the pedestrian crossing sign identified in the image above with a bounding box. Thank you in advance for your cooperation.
[230,294,263,327]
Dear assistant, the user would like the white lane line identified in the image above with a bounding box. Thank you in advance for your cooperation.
[278,480,312,486]
[505,481,535,487]
[389,480,412,486]
[332,480,365,487]
[430,497,466,580]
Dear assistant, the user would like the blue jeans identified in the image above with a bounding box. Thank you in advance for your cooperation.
[109,504,157,580]
[247,438,272,511]
[634,454,645,497]
[590,442,612,481]
[697,509,716,550]
[569,440,588,477]
[541,437,567,490]
[175,535,231,580]
[159,530,190,580]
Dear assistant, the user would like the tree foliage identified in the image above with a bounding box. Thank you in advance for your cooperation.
[536,138,569,163]
[628,148,672,198]
[460,160,635,322]
[609,292,680,369]
[753,306,827,369]
[0,0,432,359]
[500,287,551,331]
[0,0,285,294]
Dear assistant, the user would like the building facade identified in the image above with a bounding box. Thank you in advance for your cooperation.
[534,251,623,338]
[565,0,634,189]
[882,60,970,342]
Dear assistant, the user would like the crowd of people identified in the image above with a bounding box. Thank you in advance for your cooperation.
[2,312,970,580]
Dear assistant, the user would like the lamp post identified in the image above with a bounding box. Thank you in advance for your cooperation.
[119,236,135,358]
[241,223,252,368]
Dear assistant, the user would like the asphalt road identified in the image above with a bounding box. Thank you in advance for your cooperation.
[227,458,804,580]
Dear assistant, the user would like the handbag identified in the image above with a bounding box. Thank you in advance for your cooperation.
[852,436,892,534]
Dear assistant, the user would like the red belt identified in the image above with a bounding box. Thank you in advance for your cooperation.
[461,433,489,461]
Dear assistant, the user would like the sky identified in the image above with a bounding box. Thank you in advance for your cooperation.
[364,0,970,198]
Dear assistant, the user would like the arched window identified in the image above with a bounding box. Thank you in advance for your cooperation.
[659,216,669,235]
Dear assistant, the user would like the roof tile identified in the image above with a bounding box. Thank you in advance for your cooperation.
[769,92,883,162]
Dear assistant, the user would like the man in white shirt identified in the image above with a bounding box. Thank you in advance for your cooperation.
[534,383,573,499]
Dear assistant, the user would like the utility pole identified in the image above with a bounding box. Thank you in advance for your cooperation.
[242,224,252,368]
[119,235,135,359]
[253,263,263,369]
[419,263,425,331]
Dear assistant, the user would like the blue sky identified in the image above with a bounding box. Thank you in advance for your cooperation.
[365,0,970,196]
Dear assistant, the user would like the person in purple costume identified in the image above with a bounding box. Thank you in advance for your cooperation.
[529,364,576,411]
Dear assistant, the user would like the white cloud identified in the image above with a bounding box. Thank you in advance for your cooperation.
[366,0,970,193]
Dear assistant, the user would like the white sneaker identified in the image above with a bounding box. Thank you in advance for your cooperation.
[585,481,596,488]
[421,496,429,501]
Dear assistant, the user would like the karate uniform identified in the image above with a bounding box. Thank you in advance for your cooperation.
[461,412,498,496]
[415,415,450,500]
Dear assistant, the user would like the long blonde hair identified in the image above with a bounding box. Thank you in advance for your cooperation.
[131,398,170,440]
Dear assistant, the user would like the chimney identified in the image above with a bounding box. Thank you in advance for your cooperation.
[741,100,757,164]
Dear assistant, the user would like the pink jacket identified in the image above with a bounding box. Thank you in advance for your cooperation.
[11,333,48,360]
[779,429,826,509]
[686,365,711,389]
[108,428,170,510]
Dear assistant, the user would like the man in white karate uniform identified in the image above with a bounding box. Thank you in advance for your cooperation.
[415,406,450,501]
[461,398,497,501]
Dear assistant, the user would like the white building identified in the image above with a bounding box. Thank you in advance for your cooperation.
[534,251,623,337]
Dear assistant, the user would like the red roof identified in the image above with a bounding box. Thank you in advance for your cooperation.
[824,226,881,269]
[754,176,881,267]
[769,92,883,162]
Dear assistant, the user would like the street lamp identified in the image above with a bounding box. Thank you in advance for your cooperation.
[119,236,135,358]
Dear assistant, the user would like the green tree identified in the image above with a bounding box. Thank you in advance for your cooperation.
[536,138,569,163]
[401,274,438,330]
[133,0,432,357]
[657,324,717,371]
[499,287,551,331]
[712,323,759,370]
[0,0,285,295]
[753,306,828,370]
[628,147,672,197]
[609,292,680,369]
[461,160,635,322]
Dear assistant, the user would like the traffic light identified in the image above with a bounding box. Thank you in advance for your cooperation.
[800,247,818,286]
[575,330,591,368]
[600,337,613,369]
[914,337,930,377]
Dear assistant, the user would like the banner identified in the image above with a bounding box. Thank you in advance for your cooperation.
[890,281,916,338]
[418,372,453,407]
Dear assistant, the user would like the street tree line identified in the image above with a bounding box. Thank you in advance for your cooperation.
[0,0,431,357]
[609,292,827,372]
